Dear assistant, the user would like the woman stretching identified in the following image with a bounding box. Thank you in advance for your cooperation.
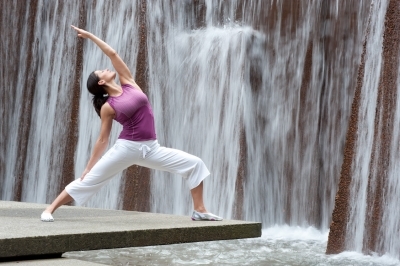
[40,25,222,222]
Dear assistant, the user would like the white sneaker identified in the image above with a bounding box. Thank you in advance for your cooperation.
[191,210,223,221]
[41,212,54,222]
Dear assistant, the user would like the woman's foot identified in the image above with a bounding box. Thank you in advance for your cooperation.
[39,190,74,222]
[41,211,54,222]
[191,210,223,221]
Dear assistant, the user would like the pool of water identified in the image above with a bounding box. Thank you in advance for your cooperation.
[64,225,400,266]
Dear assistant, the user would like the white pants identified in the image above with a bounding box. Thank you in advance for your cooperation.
[65,139,210,205]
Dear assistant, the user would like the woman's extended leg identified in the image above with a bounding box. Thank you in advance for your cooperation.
[44,190,73,214]
[41,190,73,222]
[41,140,138,222]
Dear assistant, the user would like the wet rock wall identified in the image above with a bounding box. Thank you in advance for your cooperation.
[327,0,400,256]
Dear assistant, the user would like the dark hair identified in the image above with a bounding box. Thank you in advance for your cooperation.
[87,71,108,117]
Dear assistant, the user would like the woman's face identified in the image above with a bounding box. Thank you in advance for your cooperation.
[95,69,116,84]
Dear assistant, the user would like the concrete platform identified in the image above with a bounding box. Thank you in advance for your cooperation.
[2,258,105,265]
[0,201,261,261]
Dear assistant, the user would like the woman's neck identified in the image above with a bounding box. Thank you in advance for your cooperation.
[104,81,122,97]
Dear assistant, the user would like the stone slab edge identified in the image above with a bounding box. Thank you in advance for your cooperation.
[0,223,261,258]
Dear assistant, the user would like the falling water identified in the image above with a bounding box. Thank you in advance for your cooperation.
[146,1,248,217]
[0,1,28,200]
[1,1,82,203]
[145,0,370,232]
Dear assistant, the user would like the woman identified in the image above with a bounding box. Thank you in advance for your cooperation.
[40,25,222,222]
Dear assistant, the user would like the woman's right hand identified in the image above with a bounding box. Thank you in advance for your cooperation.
[80,168,90,181]
[71,25,92,39]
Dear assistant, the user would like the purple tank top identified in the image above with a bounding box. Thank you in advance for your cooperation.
[107,84,157,141]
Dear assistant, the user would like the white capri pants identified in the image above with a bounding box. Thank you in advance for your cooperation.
[65,139,210,205]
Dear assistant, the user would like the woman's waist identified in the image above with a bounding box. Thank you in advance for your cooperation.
[115,138,158,149]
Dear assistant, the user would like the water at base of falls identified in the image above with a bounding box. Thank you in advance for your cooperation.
[63,226,400,266]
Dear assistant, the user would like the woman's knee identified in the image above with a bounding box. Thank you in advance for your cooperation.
[192,155,206,167]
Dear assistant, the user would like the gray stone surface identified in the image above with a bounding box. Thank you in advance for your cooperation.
[0,201,261,260]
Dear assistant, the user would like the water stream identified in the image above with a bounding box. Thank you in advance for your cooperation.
[64,227,400,266]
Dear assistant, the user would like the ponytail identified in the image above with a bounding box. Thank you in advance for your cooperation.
[87,71,108,117]
[92,94,109,117]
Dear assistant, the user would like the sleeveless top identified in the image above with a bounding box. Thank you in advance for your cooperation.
[107,84,157,141]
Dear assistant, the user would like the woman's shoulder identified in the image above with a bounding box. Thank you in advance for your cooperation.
[121,82,143,92]
[100,102,115,117]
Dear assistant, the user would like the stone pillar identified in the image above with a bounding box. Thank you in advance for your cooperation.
[120,0,151,212]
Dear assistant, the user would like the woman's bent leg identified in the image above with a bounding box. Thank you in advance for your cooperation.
[140,145,210,190]
[190,181,206,213]
[138,143,222,220]
[190,181,222,221]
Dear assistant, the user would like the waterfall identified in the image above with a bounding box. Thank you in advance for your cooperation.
[144,0,369,231]
[1,0,83,203]
[0,0,366,224]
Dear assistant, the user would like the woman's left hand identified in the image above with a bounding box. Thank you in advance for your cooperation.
[71,25,92,38]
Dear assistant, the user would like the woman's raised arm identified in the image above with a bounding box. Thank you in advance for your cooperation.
[71,25,136,86]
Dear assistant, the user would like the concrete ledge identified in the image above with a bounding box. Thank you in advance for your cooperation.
[2,258,105,265]
[0,201,261,260]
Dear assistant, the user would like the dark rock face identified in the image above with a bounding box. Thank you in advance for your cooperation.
[12,0,39,202]
[326,23,368,254]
